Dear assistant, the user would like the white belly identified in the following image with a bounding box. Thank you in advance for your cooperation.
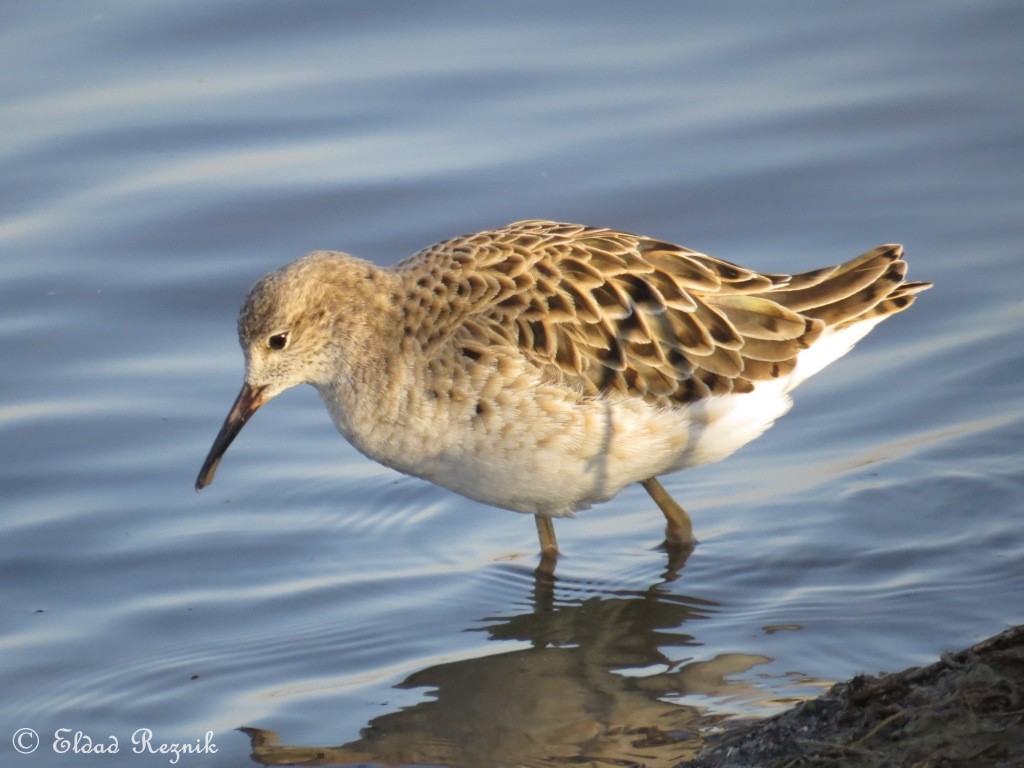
[324,322,877,517]
[412,381,793,518]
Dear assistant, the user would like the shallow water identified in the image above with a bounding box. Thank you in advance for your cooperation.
[3,2,1023,766]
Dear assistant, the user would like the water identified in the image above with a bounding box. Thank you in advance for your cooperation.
[2,2,1022,766]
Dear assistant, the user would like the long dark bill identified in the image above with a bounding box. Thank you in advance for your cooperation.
[195,382,267,490]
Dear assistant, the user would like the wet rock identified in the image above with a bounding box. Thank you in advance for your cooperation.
[682,624,1024,768]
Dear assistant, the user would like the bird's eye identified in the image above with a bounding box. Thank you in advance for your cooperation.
[267,332,289,351]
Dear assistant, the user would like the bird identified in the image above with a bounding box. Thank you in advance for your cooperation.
[196,220,930,566]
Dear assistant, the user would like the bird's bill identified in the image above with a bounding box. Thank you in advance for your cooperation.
[195,382,268,490]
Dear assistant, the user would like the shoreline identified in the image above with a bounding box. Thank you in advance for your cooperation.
[681,624,1024,767]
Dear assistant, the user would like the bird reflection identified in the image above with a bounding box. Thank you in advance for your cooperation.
[242,554,779,767]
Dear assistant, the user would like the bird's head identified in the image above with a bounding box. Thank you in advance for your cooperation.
[195,251,393,490]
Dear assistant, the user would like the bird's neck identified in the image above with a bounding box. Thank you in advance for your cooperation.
[314,280,413,465]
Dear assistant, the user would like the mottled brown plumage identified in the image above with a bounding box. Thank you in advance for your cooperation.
[397,220,928,408]
[197,220,930,568]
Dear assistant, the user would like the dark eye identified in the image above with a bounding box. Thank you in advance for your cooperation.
[267,332,289,351]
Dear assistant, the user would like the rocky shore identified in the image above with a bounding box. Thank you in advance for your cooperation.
[683,624,1024,768]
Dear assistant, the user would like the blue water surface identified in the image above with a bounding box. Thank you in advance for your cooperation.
[2,2,1022,766]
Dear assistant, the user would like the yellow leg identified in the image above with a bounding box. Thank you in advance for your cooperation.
[534,514,558,554]
[534,514,559,574]
[641,477,695,545]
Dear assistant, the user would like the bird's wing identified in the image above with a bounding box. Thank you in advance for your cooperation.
[396,220,924,405]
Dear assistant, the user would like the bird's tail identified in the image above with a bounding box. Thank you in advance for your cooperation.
[754,244,931,391]
[766,244,932,330]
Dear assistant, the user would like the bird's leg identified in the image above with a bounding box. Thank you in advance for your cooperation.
[641,477,696,546]
[534,514,559,574]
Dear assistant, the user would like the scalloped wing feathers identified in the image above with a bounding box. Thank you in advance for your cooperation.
[396,220,930,406]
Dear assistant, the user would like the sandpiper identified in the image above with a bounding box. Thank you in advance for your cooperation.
[196,220,929,564]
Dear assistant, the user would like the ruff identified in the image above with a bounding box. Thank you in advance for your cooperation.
[197,220,930,565]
